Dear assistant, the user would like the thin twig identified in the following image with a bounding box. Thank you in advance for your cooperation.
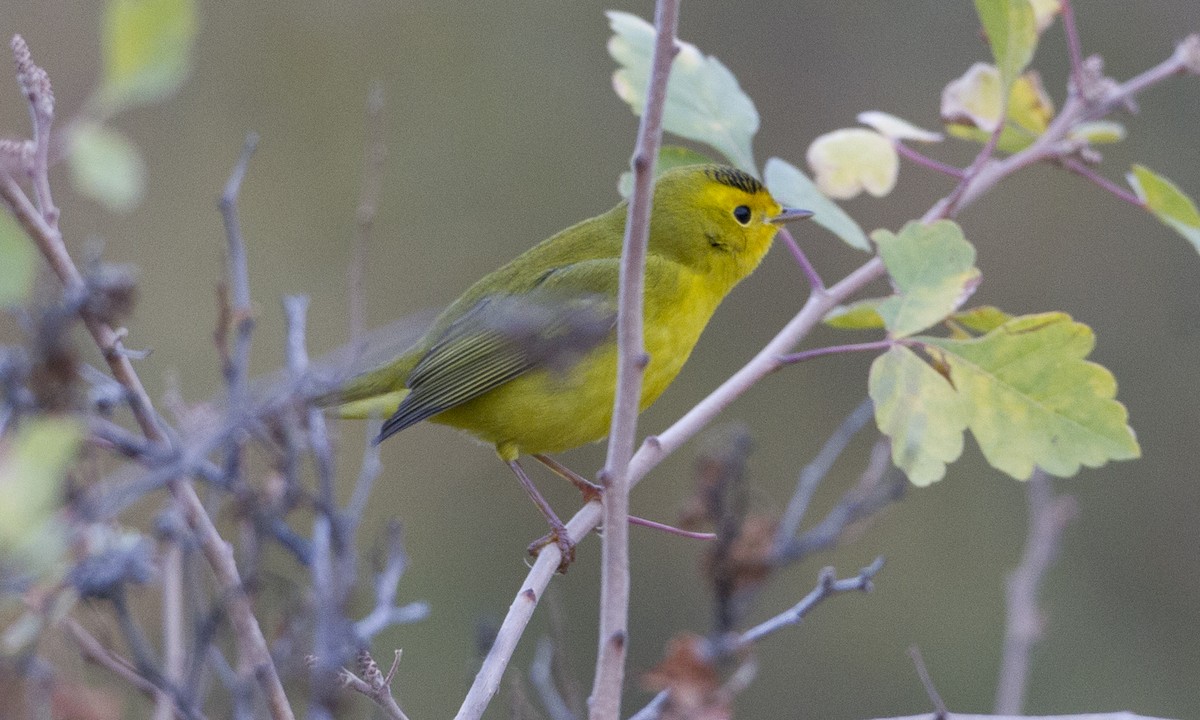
[737,558,882,647]
[627,560,883,720]
[895,142,966,179]
[777,227,825,292]
[531,638,579,720]
[337,650,411,720]
[908,645,949,720]
[1059,158,1144,209]
[773,437,899,566]
[154,539,186,720]
[778,339,894,365]
[590,0,680,717]
[1058,0,1087,99]
[994,471,1077,715]
[772,398,875,554]
[218,132,260,486]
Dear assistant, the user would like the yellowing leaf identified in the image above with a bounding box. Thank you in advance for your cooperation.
[67,123,146,213]
[0,213,36,306]
[824,298,886,330]
[1008,71,1054,134]
[805,129,898,200]
[1029,0,1062,33]
[1127,164,1200,253]
[974,0,1038,89]
[100,0,197,112]
[856,111,943,143]
[1069,121,1127,145]
[942,64,1052,137]
[942,63,1005,133]
[873,220,981,338]
[949,305,1013,335]
[921,313,1140,480]
[608,11,758,173]
[869,345,967,486]
[763,157,870,251]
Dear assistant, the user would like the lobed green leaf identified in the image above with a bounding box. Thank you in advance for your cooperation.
[869,345,967,486]
[920,313,1140,480]
[607,11,759,173]
[874,220,981,338]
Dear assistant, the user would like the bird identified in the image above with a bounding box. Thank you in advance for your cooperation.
[321,164,810,570]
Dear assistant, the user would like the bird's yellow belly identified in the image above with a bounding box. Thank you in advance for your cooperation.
[430,271,716,461]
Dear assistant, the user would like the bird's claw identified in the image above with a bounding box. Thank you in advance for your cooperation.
[528,528,576,574]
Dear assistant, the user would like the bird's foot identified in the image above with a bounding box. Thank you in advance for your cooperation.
[528,523,576,574]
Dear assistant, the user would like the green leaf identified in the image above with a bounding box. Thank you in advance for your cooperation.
[607,11,759,173]
[1127,164,1200,253]
[763,157,870,251]
[869,345,967,486]
[100,0,198,112]
[0,419,82,574]
[920,313,1140,480]
[0,213,36,306]
[67,123,147,213]
[974,0,1038,90]
[949,305,1013,335]
[824,298,886,330]
[873,220,981,338]
[617,145,713,198]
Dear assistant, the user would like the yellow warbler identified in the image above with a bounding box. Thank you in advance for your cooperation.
[324,164,809,566]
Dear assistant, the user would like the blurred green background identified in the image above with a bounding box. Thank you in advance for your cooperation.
[4,1,1199,718]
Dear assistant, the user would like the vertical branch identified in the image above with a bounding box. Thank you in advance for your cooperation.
[993,470,1077,715]
[153,539,185,720]
[590,0,680,717]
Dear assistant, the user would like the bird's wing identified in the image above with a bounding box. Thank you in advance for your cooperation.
[376,259,621,442]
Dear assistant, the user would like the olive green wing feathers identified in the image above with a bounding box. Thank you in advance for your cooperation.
[376,260,621,442]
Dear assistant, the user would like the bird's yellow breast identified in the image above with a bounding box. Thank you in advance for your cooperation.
[430,264,719,461]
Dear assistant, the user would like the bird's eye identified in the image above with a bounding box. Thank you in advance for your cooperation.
[732,205,752,225]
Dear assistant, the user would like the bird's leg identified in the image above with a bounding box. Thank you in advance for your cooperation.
[532,454,714,541]
[506,459,575,574]
[532,454,603,503]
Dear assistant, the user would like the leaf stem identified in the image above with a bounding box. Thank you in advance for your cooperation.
[777,339,894,366]
[895,142,965,179]
[1059,158,1144,209]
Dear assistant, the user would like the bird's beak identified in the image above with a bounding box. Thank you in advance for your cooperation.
[770,207,814,224]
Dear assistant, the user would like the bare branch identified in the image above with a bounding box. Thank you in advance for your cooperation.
[591,0,681,716]
[994,471,1077,715]
[908,645,949,720]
